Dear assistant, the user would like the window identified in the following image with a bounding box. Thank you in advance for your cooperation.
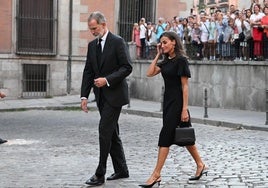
[119,0,156,42]
[16,0,57,55]
[22,64,50,98]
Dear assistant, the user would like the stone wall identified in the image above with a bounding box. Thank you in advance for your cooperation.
[0,57,84,98]
[1,49,267,112]
[129,60,268,112]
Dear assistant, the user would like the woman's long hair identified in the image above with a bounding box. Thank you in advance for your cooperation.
[159,31,188,60]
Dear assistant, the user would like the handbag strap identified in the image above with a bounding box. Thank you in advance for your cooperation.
[203,22,210,34]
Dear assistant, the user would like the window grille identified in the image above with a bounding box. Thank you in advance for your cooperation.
[22,64,50,98]
[119,0,156,42]
[16,0,57,55]
[207,0,216,5]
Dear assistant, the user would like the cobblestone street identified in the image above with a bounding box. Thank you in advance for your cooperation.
[0,110,267,188]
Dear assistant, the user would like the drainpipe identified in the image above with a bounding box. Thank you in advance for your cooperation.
[67,0,73,94]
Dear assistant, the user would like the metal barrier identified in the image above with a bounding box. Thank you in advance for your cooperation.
[141,40,268,61]
[146,45,157,60]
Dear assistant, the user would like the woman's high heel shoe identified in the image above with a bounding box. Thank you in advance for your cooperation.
[139,177,161,187]
[189,165,208,181]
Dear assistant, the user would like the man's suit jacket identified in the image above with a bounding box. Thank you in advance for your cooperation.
[81,32,132,107]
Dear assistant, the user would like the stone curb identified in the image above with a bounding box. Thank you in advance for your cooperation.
[1,105,267,132]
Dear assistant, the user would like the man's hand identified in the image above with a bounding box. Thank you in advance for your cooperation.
[94,78,107,88]
[0,92,6,98]
[81,99,88,113]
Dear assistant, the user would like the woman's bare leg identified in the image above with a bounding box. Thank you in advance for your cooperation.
[146,147,169,184]
[186,145,206,176]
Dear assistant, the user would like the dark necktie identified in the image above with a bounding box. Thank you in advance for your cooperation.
[97,38,102,67]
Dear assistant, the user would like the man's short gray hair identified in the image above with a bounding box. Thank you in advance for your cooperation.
[88,11,106,24]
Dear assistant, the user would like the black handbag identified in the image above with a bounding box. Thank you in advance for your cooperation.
[173,120,196,146]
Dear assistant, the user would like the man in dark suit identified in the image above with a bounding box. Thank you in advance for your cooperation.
[80,11,132,186]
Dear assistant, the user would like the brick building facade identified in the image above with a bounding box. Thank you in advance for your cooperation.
[0,0,250,99]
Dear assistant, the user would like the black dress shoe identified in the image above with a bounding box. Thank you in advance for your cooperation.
[0,138,7,144]
[106,173,129,180]
[85,174,105,186]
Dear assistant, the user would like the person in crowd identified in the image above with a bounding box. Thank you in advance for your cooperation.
[146,22,158,58]
[191,22,203,59]
[261,6,268,59]
[188,15,195,28]
[146,22,156,45]
[177,17,184,42]
[264,0,268,7]
[215,9,222,15]
[250,3,265,60]
[80,11,132,186]
[245,8,253,24]
[200,13,210,60]
[155,17,167,42]
[182,18,191,45]
[131,23,141,58]
[169,19,179,34]
[240,11,252,60]
[230,4,237,19]
[222,18,235,60]
[139,18,147,58]
[216,12,228,60]
[230,15,240,59]
[234,11,245,60]
[0,91,7,144]
[207,14,217,60]
[139,31,207,187]
[250,0,261,13]
[245,8,254,60]
[165,20,172,31]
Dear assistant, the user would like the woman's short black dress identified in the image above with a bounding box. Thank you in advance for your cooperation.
[157,56,191,147]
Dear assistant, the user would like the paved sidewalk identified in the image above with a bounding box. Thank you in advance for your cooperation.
[0,94,267,131]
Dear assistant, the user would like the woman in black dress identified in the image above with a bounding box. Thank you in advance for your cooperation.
[139,31,207,187]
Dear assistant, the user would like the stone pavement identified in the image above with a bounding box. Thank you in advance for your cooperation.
[0,94,267,132]
[1,95,268,188]
[0,110,268,188]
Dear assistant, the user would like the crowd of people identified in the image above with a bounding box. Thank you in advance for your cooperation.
[131,0,268,61]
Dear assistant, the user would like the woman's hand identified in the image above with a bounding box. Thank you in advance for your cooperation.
[156,43,162,55]
[181,109,189,122]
